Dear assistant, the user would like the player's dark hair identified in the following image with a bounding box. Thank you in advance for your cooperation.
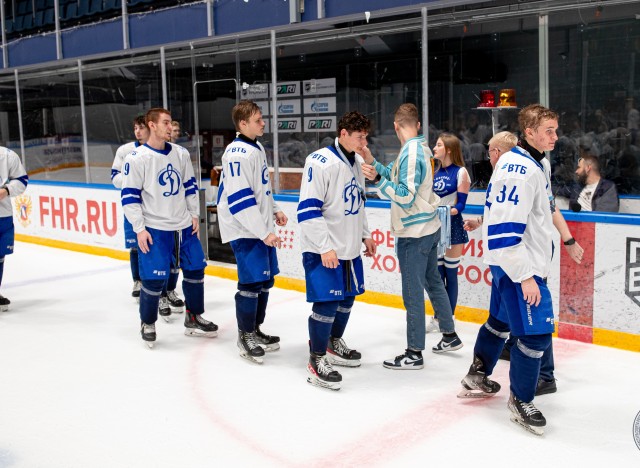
[133,115,146,127]
[145,108,171,125]
[337,111,371,135]
[232,100,261,130]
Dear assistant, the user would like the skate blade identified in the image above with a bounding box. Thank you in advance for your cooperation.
[327,354,361,368]
[239,351,264,364]
[169,305,185,313]
[306,376,341,391]
[258,343,280,352]
[143,341,155,349]
[0,305,8,313]
[134,297,140,304]
[457,388,497,398]
[509,416,544,436]
[161,315,172,323]
[184,329,218,338]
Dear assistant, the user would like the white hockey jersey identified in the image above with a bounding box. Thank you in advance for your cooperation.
[0,147,28,218]
[121,142,199,233]
[111,141,141,189]
[297,139,371,260]
[483,146,554,282]
[216,135,281,243]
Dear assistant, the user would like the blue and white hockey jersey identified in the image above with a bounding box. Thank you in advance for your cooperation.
[216,135,281,243]
[433,164,470,207]
[111,141,141,189]
[297,139,371,260]
[483,146,554,282]
[121,142,199,233]
[0,146,28,218]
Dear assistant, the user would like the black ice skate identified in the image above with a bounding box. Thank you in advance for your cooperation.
[184,311,218,338]
[0,294,10,312]
[166,290,185,313]
[327,336,361,367]
[237,330,266,364]
[508,393,546,436]
[307,352,342,391]
[535,378,557,396]
[458,355,501,398]
[255,325,280,352]
[132,280,141,302]
[140,322,156,349]
[158,296,172,323]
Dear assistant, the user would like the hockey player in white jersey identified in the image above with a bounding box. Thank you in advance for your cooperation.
[0,146,28,311]
[121,108,217,348]
[459,107,559,435]
[297,111,377,390]
[111,115,148,302]
[216,100,288,364]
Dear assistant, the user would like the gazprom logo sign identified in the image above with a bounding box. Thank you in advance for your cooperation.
[276,99,301,116]
[304,97,336,114]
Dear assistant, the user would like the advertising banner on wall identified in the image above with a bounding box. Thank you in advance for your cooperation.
[303,78,336,95]
[276,99,302,116]
[13,184,124,250]
[276,81,301,97]
[277,118,302,133]
[303,116,337,132]
[303,96,337,114]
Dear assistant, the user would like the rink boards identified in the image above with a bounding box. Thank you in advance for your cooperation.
[12,182,640,352]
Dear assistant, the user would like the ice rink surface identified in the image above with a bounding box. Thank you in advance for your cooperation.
[1,242,639,467]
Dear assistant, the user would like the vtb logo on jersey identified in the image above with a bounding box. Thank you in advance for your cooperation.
[158,163,181,197]
[343,177,363,216]
[625,237,640,307]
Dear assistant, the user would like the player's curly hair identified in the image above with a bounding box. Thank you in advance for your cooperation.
[133,114,146,127]
[518,104,559,133]
[338,111,371,135]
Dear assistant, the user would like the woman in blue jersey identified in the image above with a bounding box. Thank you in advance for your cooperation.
[428,133,471,332]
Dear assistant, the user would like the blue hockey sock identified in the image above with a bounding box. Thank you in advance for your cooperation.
[0,256,4,287]
[139,279,164,324]
[473,314,511,375]
[309,301,339,354]
[167,268,179,292]
[130,248,140,282]
[235,281,263,332]
[444,256,460,315]
[330,296,355,339]
[182,269,205,314]
[509,334,552,402]
[256,278,274,326]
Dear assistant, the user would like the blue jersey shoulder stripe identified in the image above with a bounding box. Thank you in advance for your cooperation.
[297,198,323,210]
[121,188,142,196]
[487,222,526,236]
[297,210,323,223]
[228,187,255,204]
[229,198,257,215]
[488,236,522,250]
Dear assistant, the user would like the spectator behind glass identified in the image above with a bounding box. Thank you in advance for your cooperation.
[569,154,619,212]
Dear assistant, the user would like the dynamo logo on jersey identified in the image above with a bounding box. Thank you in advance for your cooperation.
[433,179,446,192]
[158,163,181,197]
[343,177,363,216]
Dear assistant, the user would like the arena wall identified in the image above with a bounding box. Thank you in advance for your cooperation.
[13,182,640,353]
